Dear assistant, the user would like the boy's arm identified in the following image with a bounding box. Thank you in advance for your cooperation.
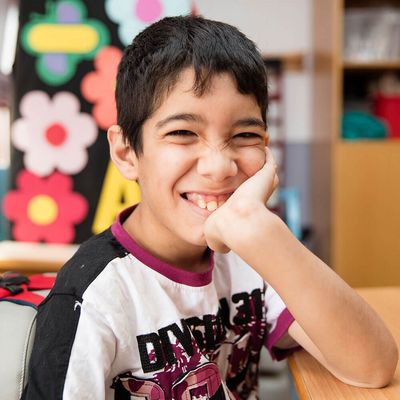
[205,149,398,388]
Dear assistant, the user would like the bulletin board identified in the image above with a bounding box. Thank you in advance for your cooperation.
[2,0,194,244]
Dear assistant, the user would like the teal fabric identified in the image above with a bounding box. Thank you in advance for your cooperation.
[279,188,301,240]
[342,112,387,140]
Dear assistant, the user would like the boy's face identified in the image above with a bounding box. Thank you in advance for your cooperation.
[113,68,267,257]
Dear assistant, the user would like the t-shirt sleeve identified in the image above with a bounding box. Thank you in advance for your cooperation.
[264,283,300,360]
[21,293,116,400]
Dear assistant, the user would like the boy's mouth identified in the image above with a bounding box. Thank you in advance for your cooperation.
[181,192,232,212]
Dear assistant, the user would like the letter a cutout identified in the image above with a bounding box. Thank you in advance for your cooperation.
[92,160,141,234]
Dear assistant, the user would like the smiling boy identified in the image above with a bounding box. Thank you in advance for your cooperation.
[114,68,268,274]
[23,16,397,400]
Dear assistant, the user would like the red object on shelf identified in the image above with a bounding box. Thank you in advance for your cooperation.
[373,96,400,138]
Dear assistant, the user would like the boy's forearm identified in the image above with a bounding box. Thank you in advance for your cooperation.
[221,204,398,387]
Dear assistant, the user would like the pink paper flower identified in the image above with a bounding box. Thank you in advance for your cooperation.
[81,46,122,130]
[12,91,98,177]
[3,170,88,243]
[105,0,191,46]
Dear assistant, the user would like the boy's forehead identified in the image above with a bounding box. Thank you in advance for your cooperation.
[145,67,263,129]
[145,68,264,130]
[168,68,209,96]
[150,67,201,114]
[164,67,250,102]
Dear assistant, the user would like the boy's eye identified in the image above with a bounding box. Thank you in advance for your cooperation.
[236,132,259,138]
[165,130,198,144]
[233,132,264,144]
[167,130,196,137]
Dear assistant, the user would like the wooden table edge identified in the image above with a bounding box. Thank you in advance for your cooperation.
[0,259,64,274]
[286,287,400,399]
[288,354,311,400]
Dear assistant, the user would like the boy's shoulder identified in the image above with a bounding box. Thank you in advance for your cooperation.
[52,228,128,298]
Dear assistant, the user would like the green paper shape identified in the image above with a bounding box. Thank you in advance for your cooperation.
[21,0,110,86]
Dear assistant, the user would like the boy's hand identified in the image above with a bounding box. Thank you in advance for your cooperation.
[204,147,279,253]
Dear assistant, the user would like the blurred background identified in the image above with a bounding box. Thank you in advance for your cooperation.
[1,1,400,398]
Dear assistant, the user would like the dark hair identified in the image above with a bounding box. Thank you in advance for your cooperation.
[116,15,268,154]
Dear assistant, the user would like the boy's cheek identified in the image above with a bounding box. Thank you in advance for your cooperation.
[245,147,267,175]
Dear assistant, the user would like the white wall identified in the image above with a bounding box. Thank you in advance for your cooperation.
[0,0,18,75]
[195,0,313,143]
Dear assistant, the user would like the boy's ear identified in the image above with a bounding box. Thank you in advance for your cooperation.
[107,125,139,181]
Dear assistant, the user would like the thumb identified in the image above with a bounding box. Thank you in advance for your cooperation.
[236,147,278,202]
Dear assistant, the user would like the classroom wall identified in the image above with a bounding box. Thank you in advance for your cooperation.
[0,2,8,56]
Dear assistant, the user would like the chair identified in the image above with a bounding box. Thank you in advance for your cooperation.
[0,301,38,399]
[0,241,77,399]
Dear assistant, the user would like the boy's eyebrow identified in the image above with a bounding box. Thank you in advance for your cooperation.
[155,113,266,130]
[156,113,205,128]
[232,117,266,130]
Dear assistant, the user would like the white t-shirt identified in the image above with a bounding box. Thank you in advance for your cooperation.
[23,207,298,400]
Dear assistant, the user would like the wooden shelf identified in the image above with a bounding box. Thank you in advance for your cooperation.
[343,59,400,70]
[263,52,305,71]
[336,138,400,146]
[333,140,400,286]
[312,0,400,287]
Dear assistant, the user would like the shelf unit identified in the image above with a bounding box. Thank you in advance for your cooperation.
[343,60,400,70]
[312,0,400,287]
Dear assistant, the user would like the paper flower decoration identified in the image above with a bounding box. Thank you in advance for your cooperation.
[3,170,88,243]
[21,0,109,86]
[105,0,191,46]
[12,91,98,177]
[81,46,122,130]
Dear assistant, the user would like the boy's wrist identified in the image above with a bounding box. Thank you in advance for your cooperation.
[217,200,278,250]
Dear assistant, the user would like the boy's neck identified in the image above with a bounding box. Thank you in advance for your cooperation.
[122,206,211,273]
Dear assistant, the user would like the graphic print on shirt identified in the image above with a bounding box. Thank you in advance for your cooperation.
[113,363,229,399]
[111,288,269,399]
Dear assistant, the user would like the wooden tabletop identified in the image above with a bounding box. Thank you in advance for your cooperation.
[0,240,78,274]
[288,287,400,399]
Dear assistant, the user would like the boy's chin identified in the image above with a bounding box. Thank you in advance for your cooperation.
[187,233,208,249]
[195,238,208,248]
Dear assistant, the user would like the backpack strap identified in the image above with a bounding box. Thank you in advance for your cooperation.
[0,272,56,308]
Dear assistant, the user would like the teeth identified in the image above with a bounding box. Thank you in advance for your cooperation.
[184,192,231,212]
[198,199,207,209]
[206,201,218,211]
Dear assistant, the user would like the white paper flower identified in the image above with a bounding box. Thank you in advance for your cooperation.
[105,0,191,46]
[12,91,98,176]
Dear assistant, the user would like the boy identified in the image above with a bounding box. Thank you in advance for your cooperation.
[23,16,397,399]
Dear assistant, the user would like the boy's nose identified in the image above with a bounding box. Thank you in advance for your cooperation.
[197,147,238,182]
